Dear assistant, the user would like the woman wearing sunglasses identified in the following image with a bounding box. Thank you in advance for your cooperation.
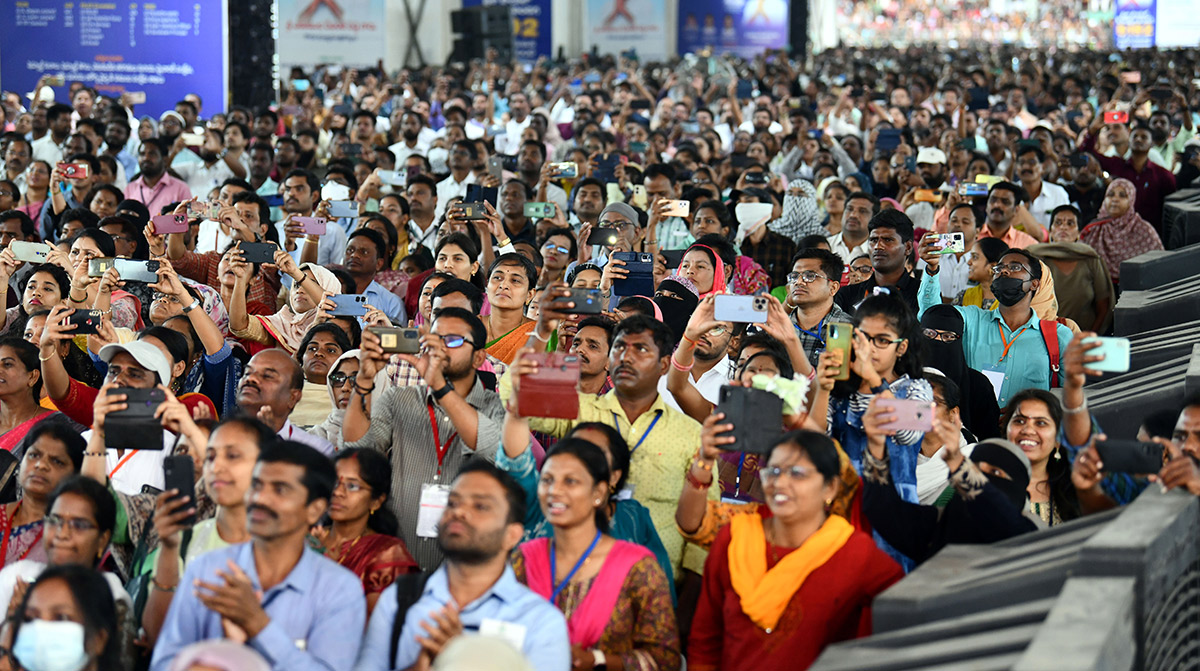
[685,430,902,671]
[536,228,576,289]
[310,350,359,451]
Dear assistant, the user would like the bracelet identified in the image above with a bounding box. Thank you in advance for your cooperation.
[84,450,106,458]
[685,469,712,490]
[529,329,549,343]
[1064,398,1088,415]
[670,353,693,372]
[97,307,112,316]
[498,238,512,247]
[69,291,87,302]
[38,351,57,362]
[354,382,376,396]
[680,334,698,348]
[692,453,713,471]
[151,577,177,593]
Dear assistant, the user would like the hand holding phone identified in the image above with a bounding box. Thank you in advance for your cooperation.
[369,326,421,354]
[517,352,581,419]
[329,294,369,317]
[151,213,189,235]
[104,387,167,450]
[826,322,853,381]
[163,455,198,527]
[8,241,52,264]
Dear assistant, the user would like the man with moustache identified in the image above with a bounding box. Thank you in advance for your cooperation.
[343,228,406,324]
[277,168,347,268]
[170,127,247,197]
[1014,144,1069,233]
[236,349,335,455]
[826,191,877,264]
[127,138,192,218]
[836,209,921,313]
[787,248,852,368]
[977,181,1041,249]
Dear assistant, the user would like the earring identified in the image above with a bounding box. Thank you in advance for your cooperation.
[1054,446,1062,461]
[594,499,602,505]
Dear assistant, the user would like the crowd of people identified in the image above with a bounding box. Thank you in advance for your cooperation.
[0,40,1199,671]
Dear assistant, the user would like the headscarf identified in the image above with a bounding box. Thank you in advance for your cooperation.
[115,199,150,226]
[879,197,904,212]
[846,171,875,195]
[1079,178,1164,282]
[815,176,841,209]
[168,640,271,671]
[254,263,342,353]
[180,278,230,337]
[653,275,700,347]
[684,243,728,298]
[969,438,1032,513]
[310,349,358,450]
[920,305,968,394]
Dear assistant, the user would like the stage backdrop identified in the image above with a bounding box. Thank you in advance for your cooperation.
[677,0,789,58]
[584,0,669,61]
[0,0,228,117]
[276,0,387,67]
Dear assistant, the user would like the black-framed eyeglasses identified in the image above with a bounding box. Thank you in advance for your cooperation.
[598,218,635,230]
[787,270,830,285]
[328,371,358,386]
[991,262,1031,277]
[859,331,905,348]
[923,328,959,342]
[437,334,476,349]
[45,514,98,533]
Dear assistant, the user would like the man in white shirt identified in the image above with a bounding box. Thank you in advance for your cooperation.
[236,350,335,455]
[501,92,533,155]
[387,111,431,167]
[30,103,71,164]
[434,140,478,220]
[827,192,876,263]
[1015,144,1070,233]
[405,174,441,256]
[170,129,247,198]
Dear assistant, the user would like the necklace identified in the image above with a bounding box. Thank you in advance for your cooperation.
[327,529,368,563]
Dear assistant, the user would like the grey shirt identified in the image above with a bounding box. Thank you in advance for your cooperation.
[344,377,504,570]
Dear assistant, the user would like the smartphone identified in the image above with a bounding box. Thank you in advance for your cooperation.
[661,200,690,217]
[630,185,648,209]
[594,154,623,183]
[163,455,197,527]
[630,100,651,111]
[548,162,578,179]
[713,295,768,324]
[1120,71,1142,84]
[65,309,102,334]
[524,202,556,218]
[736,80,754,99]
[328,200,359,219]
[329,294,368,317]
[1104,111,1130,125]
[517,352,581,419]
[294,216,328,236]
[488,124,507,137]
[629,141,649,155]
[488,156,504,180]
[378,169,406,186]
[914,189,940,203]
[611,251,654,296]
[1082,336,1131,373]
[935,232,965,255]
[1149,88,1173,101]
[958,181,990,197]
[238,242,277,264]
[876,129,902,152]
[321,181,352,201]
[88,258,115,278]
[827,322,853,381]
[808,129,824,140]
[586,227,620,246]
[104,388,167,450]
[56,162,89,179]
[681,121,700,134]
[1069,153,1089,168]
[406,165,421,183]
[152,213,189,234]
[122,90,147,105]
[744,172,769,184]
[113,259,161,283]
[904,156,918,173]
[464,184,498,207]
[548,288,603,315]
[715,386,784,454]
[8,241,52,263]
[967,87,989,111]
[458,203,488,220]
[499,154,519,172]
[369,325,421,354]
[875,398,936,433]
[659,249,685,269]
[340,142,362,156]
[1094,439,1163,474]
[180,132,205,147]
[187,201,220,220]
[958,137,977,151]
[45,74,66,87]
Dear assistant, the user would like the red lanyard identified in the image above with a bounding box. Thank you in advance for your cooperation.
[0,503,43,568]
[427,403,458,477]
[997,322,1031,362]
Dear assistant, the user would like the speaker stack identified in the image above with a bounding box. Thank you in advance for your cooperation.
[449,5,514,63]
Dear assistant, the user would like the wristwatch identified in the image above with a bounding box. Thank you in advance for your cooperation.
[181,298,201,314]
[592,649,607,670]
[432,383,455,401]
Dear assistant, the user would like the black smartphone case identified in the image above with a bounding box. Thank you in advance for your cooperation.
[716,386,784,454]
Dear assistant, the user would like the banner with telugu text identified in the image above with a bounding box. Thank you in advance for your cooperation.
[276,0,387,68]
[0,0,229,117]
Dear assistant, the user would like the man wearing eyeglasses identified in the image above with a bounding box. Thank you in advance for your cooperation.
[784,248,852,369]
[344,306,505,570]
[919,245,1072,407]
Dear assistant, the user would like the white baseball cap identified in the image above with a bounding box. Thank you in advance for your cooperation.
[99,341,172,386]
[916,147,947,165]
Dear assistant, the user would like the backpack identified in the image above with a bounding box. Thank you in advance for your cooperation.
[388,570,433,669]
[1039,320,1064,387]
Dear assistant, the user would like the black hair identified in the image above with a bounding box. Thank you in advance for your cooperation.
[948,202,981,223]
[790,247,844,282]
[924,372,961,411]
[1049,204,1081,226]
[97,214,148,259]
[430,306,488,354]
[360,213,399,258]
[520,139,547,162]
[567,262,603,286]
[616,296,656,317]
[1141,406,1183,441]
[542,438,613,532]
[539,227,578,261]
[46,103,74,122]
[1001,248,1044,281]
[574,315,616,349]
[0,337,43,401]
[613,314,673,359]
[689,234,737,269]
[975,237,1010,264]
[230,191,276,244]
[834,293,924,397]
[693,200,735,238]
[643,163,677,185]
[213,415,278,453]
[798,233,830,250]
[846,191,881,215]
[404,245,435,273]
[868,208,915,243]
[57,207,101,236]
[454,460,528,526]
[82,183,124,212]
[19,262,71,304]
[47,475,117,539]
[116,199,151,224]
[334,449,400,536]
[1015,144,1046,163]
[568,422,628,492]
[737,348,794,381]
[486,252,538,290]
[137,326,190,378]
[435,231,480,264]
[283,168,321,195]
[989,180,1027,205]
[406,174,438,194]
[295,323,352,367]
[0,210,37,239]
[17,420,86,472]
[432,278,484,313]
[258,441,337,504]
[325,164,358,192]
[68,228,117,257]
[14,565,121,671]
[766,430,841,484]
[1000,389,1078,521]
[347,228,388,266]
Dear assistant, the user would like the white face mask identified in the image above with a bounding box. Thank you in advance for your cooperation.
[13,619,91,671]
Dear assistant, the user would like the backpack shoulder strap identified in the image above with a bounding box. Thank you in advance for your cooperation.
[389,570,432,670]
[1039,320,1061,387]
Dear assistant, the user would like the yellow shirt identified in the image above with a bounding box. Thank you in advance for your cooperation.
[499,372,717,575]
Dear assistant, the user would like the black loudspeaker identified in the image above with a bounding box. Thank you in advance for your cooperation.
[448,6,514,63]
[228,0,275,113]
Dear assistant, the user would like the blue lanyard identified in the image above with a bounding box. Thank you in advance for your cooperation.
[613,410,662,453]
[794,313,828,349]
[550,530,602,603]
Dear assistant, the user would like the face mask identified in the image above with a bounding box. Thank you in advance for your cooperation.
[983,473,1029,513]
[991,275,1029,307]
[14,620,90,671]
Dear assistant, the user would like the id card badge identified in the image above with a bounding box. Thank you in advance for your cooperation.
[416,483,450,538]
[982,365,1005,401]
[480,618,527,650]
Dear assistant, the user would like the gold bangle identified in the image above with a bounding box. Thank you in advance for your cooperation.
[151,577,177,593]
[38,351,56,362]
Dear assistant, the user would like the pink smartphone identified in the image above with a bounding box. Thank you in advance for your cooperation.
[294,216,327,235]
[152,213,189,234]
[876,398,935,433]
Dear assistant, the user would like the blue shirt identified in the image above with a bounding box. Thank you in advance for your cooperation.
[918,271,1072,407]
[353,565,570,671]
[362,279,407,325]
[150,542,366,671]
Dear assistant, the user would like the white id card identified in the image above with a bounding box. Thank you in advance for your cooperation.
[982,367,1005,400]
[480,618,527,650]
[416,483,450,538]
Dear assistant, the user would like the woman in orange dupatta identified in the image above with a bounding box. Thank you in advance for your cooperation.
[481,253,539,365]
[228,245,342,355]
[687,430,903,671]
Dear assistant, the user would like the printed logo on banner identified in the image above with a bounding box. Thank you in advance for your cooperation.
[678,0,789,58]
[277,0,386,67]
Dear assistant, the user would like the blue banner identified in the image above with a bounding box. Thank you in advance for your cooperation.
[1113,0,1156,49]
[677,0,789,59]
[462,0,553,63]
[1,0,228,118]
